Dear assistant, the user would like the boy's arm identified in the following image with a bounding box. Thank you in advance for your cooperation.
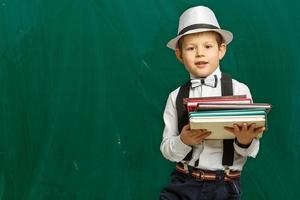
[160,92,192,162]
[232,80,261,158]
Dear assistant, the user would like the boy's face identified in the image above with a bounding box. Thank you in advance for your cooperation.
[175,32,226,78]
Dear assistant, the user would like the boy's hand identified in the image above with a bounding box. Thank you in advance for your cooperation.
[180,124,211,146]
[224,123,266,145]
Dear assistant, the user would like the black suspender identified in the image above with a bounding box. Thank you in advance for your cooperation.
[220,73,234,166]
[176,80,192,161]
[176,73,234,166]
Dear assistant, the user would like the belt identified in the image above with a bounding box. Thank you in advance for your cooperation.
[176,163,240,182]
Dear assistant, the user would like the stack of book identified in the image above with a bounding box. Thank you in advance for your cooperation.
[184,95,272,139]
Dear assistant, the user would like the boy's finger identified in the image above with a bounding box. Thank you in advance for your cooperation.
[254,126,266,134]
[254,126,264,130]
[202,131,212,138]
[248,123,256,132]
[233,124,240,132]
[192,129,210,136]
[191,128,207,134]
[196,131,211,139]
[201,130,211,136]
[224,126,234,133]
[242,123,248,132]
[183,124,190,131]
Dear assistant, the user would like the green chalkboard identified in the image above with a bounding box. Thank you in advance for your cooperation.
[1,0,299,199]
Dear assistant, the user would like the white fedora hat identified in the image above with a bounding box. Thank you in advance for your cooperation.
[167,6,233,50]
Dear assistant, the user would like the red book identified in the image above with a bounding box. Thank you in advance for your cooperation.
[184,95,252,112]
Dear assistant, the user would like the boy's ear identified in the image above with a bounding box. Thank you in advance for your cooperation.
[218,43,227,60]
[175,48,183,63]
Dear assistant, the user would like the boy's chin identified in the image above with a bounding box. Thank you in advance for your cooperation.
[190,72,211,78]
[190,68,218,78]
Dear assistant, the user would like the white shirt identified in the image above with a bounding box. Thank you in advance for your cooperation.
[160,67,260,171]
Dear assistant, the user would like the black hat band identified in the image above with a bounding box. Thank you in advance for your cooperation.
[178,23,219,35]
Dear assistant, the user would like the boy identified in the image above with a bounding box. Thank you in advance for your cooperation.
[159,6,265,200]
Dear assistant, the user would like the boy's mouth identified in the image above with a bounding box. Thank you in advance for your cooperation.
[195,61,208,66]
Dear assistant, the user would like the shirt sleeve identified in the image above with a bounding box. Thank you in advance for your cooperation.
[234,138,260,157]
[232,79,252,99]
[160,90,192,162]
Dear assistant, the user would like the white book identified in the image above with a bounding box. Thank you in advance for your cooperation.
[189,117,265,139]
[190,115,265,120]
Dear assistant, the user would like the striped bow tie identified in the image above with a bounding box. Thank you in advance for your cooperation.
[190,75,218,88]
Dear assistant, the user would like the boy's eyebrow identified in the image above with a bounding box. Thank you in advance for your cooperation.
[185,43,197,46]
[185,41,215,46]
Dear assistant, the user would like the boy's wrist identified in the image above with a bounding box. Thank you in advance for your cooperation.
[235,138,251,148]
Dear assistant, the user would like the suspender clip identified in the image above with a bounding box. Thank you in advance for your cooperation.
[182,161,189,173]
[224,166,231,176]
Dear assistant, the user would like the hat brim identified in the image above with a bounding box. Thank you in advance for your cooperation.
[166,28,233,50]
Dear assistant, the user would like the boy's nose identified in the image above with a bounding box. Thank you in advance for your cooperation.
[196,49,204,57]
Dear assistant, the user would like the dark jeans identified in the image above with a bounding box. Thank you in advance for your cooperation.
[160,170,241,200]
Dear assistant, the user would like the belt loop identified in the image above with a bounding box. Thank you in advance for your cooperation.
[216,171,225,182]
[188,168,193,178]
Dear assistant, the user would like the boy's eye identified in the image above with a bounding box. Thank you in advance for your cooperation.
[186,47,196,51]
[205,45,212,49]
